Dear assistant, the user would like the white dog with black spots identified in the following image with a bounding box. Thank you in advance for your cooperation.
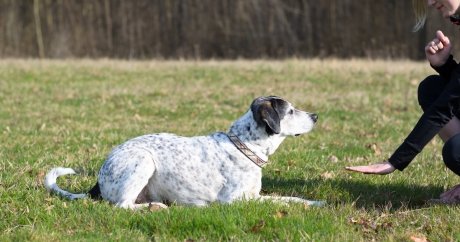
[45,96,324,209]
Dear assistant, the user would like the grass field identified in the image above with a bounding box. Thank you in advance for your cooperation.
[1,59,460,241]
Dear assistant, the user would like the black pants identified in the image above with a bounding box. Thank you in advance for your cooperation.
[418,75,460,176]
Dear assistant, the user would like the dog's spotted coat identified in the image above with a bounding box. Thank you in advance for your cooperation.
[45,96,324,209]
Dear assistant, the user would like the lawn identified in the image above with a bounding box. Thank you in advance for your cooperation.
[1,59,459,241]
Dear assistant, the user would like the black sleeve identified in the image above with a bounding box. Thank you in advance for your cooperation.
[431,55,458,80]
[388,60,460,171]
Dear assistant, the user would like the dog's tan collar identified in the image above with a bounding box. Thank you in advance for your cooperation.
[227,132,268,168]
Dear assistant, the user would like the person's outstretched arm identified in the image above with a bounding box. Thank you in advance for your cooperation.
[346,31,456,174]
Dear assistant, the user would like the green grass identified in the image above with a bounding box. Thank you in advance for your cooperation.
[1,59,460,241]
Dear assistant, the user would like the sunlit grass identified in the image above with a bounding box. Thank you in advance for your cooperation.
[1,59,459,241]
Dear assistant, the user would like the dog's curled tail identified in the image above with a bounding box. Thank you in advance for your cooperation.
[44,167,87,200]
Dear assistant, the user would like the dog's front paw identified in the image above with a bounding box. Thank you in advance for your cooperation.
[148,202,168,211]
[304,200,326,207]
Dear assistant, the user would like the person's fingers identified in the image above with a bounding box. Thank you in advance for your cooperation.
[426,46,437,54]
[426,40,440,54]
[436,30,450,45]
[345,165,382,174]
[345,166,369,173]
[436,41,444,50]
[346,161,395,175]
[436,30,445,40]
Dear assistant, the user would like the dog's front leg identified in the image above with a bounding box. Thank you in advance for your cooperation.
[258,196,325,207]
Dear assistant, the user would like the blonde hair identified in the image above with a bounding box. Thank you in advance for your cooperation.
[412,0,427,32]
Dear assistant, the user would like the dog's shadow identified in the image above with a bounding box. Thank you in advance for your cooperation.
[262,176,444,210]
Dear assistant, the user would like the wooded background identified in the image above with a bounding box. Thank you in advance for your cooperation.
[1,0,460,59]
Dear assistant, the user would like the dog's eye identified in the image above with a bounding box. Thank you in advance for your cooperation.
[289,109,294,115]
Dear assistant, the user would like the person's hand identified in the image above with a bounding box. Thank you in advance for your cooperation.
[425,30,452,67]
[345,160,396,175]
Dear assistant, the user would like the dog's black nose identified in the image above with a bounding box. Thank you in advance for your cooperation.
[310,113,318,123]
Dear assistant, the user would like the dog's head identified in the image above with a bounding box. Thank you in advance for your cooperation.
[251,96,317,136]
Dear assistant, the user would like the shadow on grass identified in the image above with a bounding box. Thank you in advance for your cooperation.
[262,176,444,210]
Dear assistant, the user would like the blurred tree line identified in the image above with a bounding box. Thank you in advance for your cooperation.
[1,0,460,59]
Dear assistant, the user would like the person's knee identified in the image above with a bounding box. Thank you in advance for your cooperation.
[443,134,460,175]
[418,75,444,112]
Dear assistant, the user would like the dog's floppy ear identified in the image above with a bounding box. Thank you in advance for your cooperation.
[251,96,287,135]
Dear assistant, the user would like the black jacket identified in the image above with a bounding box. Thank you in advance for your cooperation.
[388,55,460,170]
